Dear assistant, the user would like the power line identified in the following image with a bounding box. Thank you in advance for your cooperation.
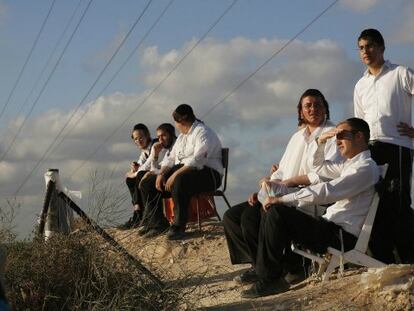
[46,0,175,165]
[12,0,95,196]
[2,0,152,163]
[200,0,339,119]
[13,0,154,196]
[0,0,57,122]
[67,0,239,179]
[0,0,83,150]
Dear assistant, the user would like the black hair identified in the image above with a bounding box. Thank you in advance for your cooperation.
[358,28,385,48]
[172,104,196,123]
[156,123,176,139]
[131,123,150,139]
[297,89,330,126]
[339,117,370,143]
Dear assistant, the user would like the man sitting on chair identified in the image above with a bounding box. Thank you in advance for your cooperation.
[240,117,380,298]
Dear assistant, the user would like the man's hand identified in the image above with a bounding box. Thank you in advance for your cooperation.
[153,142,163,158]
[397,122,414,138]
[165,172,178,192]
[270,164,279,174]
[263,196,281,211]
[247,192,258,206]
[155,174,166,192]
[317,128,341,144]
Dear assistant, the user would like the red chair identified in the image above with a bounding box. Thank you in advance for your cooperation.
[164,148,231,230]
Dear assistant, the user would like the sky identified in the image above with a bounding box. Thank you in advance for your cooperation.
[0,0,413,238]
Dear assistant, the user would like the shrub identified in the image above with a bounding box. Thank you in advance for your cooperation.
[5,234,179,310]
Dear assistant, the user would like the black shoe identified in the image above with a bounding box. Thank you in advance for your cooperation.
[233,268,259,284]
[118,211,141,230]
[166,226,186,240]
[143,228,167,239]
[241,278,289,299]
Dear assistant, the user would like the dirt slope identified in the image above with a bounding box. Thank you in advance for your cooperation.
[106,223,414,310]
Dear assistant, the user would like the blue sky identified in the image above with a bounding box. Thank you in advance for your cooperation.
[0,0,413,237]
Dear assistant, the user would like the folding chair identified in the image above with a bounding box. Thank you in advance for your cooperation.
[164,147,232,230]
[291,164,388,282]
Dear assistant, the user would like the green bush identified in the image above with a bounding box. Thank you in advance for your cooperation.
[5,234,179,311]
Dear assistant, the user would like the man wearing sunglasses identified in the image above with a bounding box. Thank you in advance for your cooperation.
[354,28,414,264]
[240,118,380,298]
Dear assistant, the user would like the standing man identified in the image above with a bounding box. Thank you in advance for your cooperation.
[354,28,414,263]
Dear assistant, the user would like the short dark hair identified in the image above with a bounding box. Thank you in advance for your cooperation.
[156,123,176,139]
[339,117,370,143]
[297,89,330,126]
[172,104,196,123]
[131,123,150,139]
[358,28,384,48]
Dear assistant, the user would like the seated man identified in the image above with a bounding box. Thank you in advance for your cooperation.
[138,123,177,176]
[223,89,340,284]
[139,104,223,240]
[240,118,380,298]
[121,123,155,230]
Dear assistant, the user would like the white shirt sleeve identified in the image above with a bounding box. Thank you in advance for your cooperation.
[281,160,377,208]
[138,146,154,172]
[402,66,414,95]
[312,142,343,179]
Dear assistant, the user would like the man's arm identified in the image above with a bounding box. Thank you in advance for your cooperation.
[280,160,379,208]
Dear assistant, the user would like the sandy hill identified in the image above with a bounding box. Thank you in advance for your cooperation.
[106,223,414,310]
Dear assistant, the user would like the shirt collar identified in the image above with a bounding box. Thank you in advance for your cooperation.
[363,60,391,77]
[302,119,328,142]
[186,120,200,136]
[345,149,371,165]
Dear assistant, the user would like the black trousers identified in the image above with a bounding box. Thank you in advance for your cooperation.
[126,170,147,214]
[255,205,356,281]
[369,141,414,263]
[223,202,305,274]
[139,165,221,230]
[223,201,262,265]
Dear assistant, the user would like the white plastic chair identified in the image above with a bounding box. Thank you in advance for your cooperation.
[292,164,388,282]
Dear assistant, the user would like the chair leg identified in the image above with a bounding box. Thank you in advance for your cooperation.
[196,197,201,231]
[222,194,232,209]
[322,256,341,282]
[207,196,221,222]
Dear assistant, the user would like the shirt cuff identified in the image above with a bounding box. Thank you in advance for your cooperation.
[307,172,320,185]
[280,193,297,207]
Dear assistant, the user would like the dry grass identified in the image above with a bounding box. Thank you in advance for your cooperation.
[5,233,181,311]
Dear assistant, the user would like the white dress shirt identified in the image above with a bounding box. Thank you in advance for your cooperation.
[160,120,223,175]
[138,145,173,174]
[281,144,380,237]
[137,141,154,166]
[270,120,341,184]
[354,60,414,149]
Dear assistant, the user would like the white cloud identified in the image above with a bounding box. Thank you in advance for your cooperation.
[340,0,381,12]
[0,35,361,237]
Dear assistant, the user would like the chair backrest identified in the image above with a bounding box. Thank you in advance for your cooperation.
[354,164,388,252]
[221,148,229,192]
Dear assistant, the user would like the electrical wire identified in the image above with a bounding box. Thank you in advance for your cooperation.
[45,0,175,166]
[0,0,83,151]
[65,0,239,179]
[200,0,339,119]
[0,0,57,122]
[12,0,95,196]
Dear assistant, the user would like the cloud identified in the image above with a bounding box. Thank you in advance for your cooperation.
[340,0,381,12]
[392,2,414,44]
[0,35,360,237]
